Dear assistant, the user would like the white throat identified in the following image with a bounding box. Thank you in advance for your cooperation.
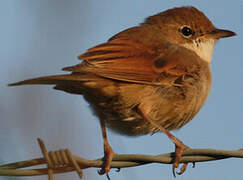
[183,39,216,63]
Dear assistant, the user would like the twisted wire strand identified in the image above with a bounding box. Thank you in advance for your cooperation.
[0,139,242,179]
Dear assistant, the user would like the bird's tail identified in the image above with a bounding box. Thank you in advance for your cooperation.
[8,73,88,86]
[8,73,105,95]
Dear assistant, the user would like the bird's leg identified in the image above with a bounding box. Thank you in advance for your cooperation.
[98,118,114,179]
[138,104,189,176]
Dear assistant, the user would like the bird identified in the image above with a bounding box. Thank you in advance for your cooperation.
[9,6,236,177]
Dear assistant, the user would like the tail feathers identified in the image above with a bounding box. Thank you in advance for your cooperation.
[8,73,93,86]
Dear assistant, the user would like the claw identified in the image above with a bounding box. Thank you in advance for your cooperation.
[172,166,176,178]
[98,169,111,180]
[106,173,111,180]
[98,168,105,175]
[192,162,196,168]
[176,163,188,175]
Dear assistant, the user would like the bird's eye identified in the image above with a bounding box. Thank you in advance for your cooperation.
[180,26,193,37]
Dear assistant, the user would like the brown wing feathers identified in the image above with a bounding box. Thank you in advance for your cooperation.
[63,39,163,84]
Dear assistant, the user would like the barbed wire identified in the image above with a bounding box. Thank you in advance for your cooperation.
[0,138,242,179]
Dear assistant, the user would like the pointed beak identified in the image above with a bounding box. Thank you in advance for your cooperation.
[205,29,236,39]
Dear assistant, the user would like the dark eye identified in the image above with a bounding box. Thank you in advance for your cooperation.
[180,26,193,37]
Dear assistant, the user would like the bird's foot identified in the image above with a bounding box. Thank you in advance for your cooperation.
[98,142,114,180]
[172,141,189,177]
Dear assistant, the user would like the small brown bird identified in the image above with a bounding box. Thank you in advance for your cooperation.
[9,6,235,177]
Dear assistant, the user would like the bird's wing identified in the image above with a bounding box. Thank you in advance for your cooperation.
[63,39,201,86]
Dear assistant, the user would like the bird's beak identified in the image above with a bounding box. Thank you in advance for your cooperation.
[204,29,236,39]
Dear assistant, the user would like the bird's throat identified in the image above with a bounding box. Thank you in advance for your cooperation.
[183,39,216,63]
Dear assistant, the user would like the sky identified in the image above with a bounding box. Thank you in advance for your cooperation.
[0,0,242,180]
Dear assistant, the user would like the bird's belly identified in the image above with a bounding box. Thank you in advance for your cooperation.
[85,81,210,136]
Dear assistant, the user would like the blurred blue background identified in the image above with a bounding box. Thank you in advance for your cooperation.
[0,0,242,180]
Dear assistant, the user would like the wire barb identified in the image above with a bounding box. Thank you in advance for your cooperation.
[37,138,83,179]
[37,138,54,180]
